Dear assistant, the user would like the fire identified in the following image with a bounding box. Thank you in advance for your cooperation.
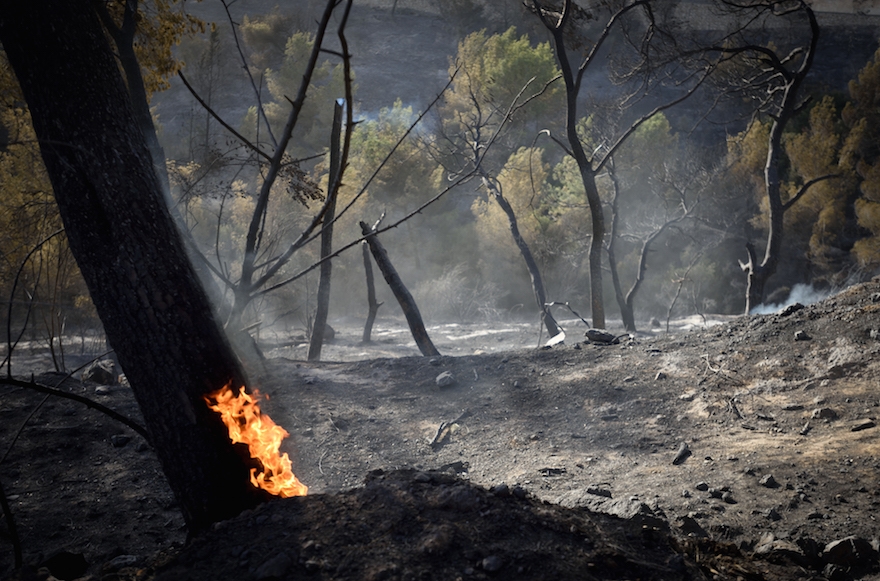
[205,384,307,497]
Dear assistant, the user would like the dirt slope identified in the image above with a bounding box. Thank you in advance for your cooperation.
[4,280,880,580]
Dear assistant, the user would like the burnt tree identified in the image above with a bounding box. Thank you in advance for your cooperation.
[360,220,439,357]
[0,0,270,533]
[308,100,344,361]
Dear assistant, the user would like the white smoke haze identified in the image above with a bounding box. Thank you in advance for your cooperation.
[750,283,831,315]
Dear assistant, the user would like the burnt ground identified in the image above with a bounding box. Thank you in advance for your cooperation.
[4,281,880,580]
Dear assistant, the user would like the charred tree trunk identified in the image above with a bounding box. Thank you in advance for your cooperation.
[361,241,383,343]
[0,0,269,534]
[359,221,439,357]
[308,101,343,361]
[738,2,819,314]
[605,166,636,333]
[486,183,561,338]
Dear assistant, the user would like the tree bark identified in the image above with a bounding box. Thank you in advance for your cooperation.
[308,101,343,361]
[0,0,269,534]
[359,221,439,357]
[361,242,383,343]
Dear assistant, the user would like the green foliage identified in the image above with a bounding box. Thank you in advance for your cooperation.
[843,47,880,269]
[243,31,350,156]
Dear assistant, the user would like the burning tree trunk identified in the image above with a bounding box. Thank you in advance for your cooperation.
[361,241,383,343]
[360,220,439,357]
[308,101,344,361]
[0,0,273,533]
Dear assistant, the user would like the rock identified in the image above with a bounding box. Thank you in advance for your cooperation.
[435,371,456,388]
[675,515,708,537]
[94,385,112,395]
[754,539,806,564]
[556,491,668,531]
[794,330,811,341]
[759,474,780,488]
[780,302,805,316]
[323,324,336,341]
[481,555,504,573]
[651,317,661,327]
[82,359,116,385]
[823,536,878,568]
[585,486,612,498]
[721,491,736,504]
[104,554,138,572]
[672,442,691,465]
[765,508,782,521]
[851,419,876,432]
[585,328,619,344]
[655,371,667,381]
[695,482,709,491]
[110,434,131,448]
[811,407,838,420]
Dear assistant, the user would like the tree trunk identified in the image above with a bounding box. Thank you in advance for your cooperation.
[359,222,439,357]
[0,0,269,534]
[740,2,819,314]
[308,101,343,361]
[361,242,383,343]
[489,190,561,338]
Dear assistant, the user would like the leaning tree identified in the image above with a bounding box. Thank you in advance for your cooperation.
[0,0,275,533]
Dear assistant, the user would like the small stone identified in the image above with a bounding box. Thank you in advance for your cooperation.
[585,329,618,344]
[135,440,150,452]
[800,422,811,435]
[780,303,805,316]
[94,385,112,396]
[679,392,696,402]
[672,442,691,465]
[104,555,138,572]
[655,371,667,381]
[481,555,504,573]
[435,371,456,388]
[812,407,838,420]
[695,482,709,491]
[851,419,876,432]
[110,434,130,448]
[82,359,116,385]
[586,486,612,498]
[794,330,811,341]
[765,508,782,521]
[490,483,509,496]
[782,403,804,411]
[721,491,736,504]
[759,474,780,488]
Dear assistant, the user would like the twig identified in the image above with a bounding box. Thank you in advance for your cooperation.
[0,375,150,442]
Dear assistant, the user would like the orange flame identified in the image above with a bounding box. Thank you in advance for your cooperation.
[205,384,307,497]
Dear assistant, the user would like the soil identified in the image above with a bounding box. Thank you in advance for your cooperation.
[4,280,880,580]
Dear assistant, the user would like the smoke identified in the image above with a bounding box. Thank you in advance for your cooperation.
[750,283,830,315]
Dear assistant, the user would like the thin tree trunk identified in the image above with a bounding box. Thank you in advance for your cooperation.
[0,1,269,534]
[488,188,561,338]
[308,101,343,361]
[361,241,383,343]
[359,221,439,356]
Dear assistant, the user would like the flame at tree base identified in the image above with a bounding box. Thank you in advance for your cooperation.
[205,384,308,497]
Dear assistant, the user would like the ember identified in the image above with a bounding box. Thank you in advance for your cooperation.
[205,384,307,497]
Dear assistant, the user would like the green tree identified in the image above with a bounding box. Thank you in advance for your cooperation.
[843,47,880,269]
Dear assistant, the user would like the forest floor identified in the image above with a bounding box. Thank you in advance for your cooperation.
[4,281,880,580]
